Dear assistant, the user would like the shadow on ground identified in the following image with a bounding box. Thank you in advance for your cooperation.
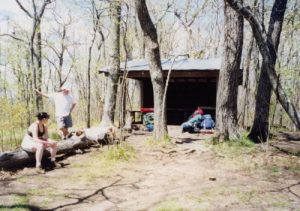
[41,177,140,211]
[174,137,206,144]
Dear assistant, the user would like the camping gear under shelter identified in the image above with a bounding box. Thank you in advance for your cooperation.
[101,57,222,125]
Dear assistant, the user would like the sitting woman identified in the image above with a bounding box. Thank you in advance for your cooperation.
[181,114,203,133]
[21,112,58,173]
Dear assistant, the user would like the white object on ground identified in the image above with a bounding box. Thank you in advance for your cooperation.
[83,127,111,141]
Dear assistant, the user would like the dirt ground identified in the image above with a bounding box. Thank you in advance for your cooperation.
[0,126,300,211]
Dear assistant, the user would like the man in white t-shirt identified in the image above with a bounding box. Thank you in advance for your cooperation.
[35,87,76,139]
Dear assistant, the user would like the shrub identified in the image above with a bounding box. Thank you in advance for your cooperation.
[104,143,136,161]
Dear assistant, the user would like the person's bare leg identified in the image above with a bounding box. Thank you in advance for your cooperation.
[35,143,45,173]
[35,143,44,168]
[48,142,59,168]
[49,142,57,161]
[60,127,69,139]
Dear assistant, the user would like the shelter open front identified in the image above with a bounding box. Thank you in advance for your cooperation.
[101,58,222,125]
[142,78,217,125]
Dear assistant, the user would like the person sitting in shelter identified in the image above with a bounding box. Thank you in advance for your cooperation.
[181,114,203,133]
[190,106,204,119]
[21,112,58,174]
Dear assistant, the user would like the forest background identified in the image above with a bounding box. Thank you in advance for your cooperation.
[0,0,299,151]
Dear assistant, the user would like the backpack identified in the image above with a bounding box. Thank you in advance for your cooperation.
[146,124,154,132]
[143,112,154,125]
[201,114,215,129]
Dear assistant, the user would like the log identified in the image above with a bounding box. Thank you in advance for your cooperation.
[0,136,94,170]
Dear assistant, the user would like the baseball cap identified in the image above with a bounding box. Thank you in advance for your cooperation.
[59,85,71,92]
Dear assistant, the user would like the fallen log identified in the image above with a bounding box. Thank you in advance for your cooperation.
[0,135,94,170]
[0,126,120,170]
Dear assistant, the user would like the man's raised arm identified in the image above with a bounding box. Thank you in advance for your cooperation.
[35,89,50,98]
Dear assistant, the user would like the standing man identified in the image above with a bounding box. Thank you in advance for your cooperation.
[35,86,76,139]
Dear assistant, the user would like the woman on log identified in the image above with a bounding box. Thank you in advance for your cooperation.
[21,112,58,174]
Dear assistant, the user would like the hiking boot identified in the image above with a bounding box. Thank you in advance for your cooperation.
[51,161,60,169]
[66,132,73,139]
[36,167,45,174]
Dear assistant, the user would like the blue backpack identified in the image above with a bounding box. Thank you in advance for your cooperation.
[201,114,215,129]
[146,124,154,132]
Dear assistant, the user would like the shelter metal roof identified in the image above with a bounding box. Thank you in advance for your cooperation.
[101,57,222,72]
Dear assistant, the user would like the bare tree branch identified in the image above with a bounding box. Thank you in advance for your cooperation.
[15,0,33,18]
[32,0,37,16]
[38,0,53,18]
[0,34,27,43]
[61,62,74,86]
[43,43,60,58]
[44,57,59,72]
[154,1,174,26]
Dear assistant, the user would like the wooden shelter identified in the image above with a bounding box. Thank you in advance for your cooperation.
[101,57,224,125]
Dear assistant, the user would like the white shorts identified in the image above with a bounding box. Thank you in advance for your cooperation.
[21,134,43,152]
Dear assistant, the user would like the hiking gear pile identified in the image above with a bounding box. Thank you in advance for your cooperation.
[143,112,154,132]
[181,114,215,133]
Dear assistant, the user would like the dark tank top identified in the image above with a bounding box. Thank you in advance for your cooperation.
[28,124,45,138]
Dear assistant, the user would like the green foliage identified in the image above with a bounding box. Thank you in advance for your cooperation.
[9,194,30,211]
[0,129,24,151]
[264,156,300,176]
[163,134,172,143]
[145,137,156,146]
[270,165,280,175]
[0,98,28,131]
[191,49,206,59]
[212,134,255,156]
[49,131,61,141]
[146,134,172,148]
[154,199,188,211]
[0,98,29,151]
[104,143,136,161]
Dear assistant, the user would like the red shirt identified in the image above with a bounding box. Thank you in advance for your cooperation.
[192,108,204,117]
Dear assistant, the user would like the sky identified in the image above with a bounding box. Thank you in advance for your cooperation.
[0,0,88,90]
[0,0,222,34]
[0,0,22,15]
[0,0,225,62]
[0,0,88,34]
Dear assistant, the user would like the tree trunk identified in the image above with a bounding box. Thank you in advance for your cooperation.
[247,40,260,127]
[0,125,118,169]
[239,0,260,128]
[134,0,167,141]
[226,0,300,139]
[30,30,38,111]
[35,20,43,111]
[246,0,288,142]
[101,1,121,126]
[240,35,254,127]
[216,0,243,141]
[25,53,33,126]
[133,14,145,59]
[87,42,93,128]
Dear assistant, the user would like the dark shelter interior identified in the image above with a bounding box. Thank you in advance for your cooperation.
[142,78,217,125]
